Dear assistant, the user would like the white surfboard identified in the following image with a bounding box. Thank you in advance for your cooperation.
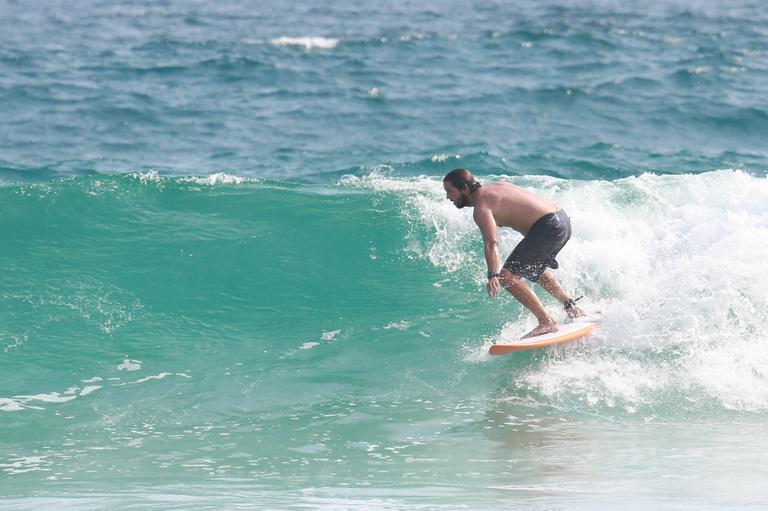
[489,317,599,355]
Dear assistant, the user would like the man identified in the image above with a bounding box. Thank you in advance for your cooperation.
[443,168,584,338]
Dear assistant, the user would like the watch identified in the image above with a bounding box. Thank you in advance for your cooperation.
[487,271,500,279]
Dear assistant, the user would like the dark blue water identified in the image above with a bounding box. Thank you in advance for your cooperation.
[1,0,767,183]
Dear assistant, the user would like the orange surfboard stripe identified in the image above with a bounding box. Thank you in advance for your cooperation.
[489,323,596,355]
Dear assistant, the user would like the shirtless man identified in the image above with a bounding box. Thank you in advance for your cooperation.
[443,168,584,338]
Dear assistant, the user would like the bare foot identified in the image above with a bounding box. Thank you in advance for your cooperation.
[521,321,558,339]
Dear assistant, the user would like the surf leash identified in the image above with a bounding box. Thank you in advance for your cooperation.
[564,295,583,311]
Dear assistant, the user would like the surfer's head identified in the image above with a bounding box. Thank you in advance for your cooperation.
[443,168,481,209]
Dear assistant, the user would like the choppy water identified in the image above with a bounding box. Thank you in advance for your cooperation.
[2,0,768,509]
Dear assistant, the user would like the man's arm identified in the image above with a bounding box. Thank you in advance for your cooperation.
[473,206,502,296]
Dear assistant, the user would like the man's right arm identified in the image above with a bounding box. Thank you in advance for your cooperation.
[473,206,502,296]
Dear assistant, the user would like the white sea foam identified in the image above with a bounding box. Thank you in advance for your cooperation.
[0,393,76,412]
[430,154,461,162]
[131,171,256,186]
[17,393,78,404]
[269,36,339,50]
[118,358,142,371]
[180,173,254,185]
[384,321,410,330]
[2,332,26,352]
[0,398,25,412]
[349,169,768,412]
[398,33,427,42]
[79,385,102,396]
[0,456,52,475]
[132,169,162,184]
[113,372,191,386]
[340,168,441,194]
[130,373,172,384]
[1,383,105,412]
[321,329,342,341]
[129,373,191,385]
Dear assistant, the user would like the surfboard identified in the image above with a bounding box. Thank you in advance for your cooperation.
[489,318,598,355]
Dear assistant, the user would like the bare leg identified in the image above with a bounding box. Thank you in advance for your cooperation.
[499,269,558,338]
[538,271,585,318]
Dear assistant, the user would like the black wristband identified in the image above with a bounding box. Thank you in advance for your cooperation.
[487,271,500,279]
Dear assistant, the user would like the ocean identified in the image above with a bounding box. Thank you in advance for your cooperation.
[2,0,768,509]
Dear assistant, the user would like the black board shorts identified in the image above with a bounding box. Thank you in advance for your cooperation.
[502,210,571,282]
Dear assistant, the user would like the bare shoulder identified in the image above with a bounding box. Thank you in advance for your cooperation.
[472,200,493,221]
[483,181,522,197]
[471,194,496,224]
[476,182,520,206]
[489,181,557,206]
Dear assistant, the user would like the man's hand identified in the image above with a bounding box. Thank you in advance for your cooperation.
[565,305,586,318]
[564,297,586,318]
[487,276,501,297]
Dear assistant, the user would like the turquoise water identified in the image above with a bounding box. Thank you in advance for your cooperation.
[2,1,768,509]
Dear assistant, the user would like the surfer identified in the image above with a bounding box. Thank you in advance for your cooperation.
[443,168,584,338]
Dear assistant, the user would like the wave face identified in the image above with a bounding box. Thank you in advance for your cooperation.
[2,170,768,507]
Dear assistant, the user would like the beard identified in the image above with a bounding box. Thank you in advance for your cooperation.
[453,194,470,208]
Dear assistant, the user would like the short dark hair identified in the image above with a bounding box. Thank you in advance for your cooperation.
[443,168,481,192]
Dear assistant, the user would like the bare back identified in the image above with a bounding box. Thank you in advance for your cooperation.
[473,182,560,235]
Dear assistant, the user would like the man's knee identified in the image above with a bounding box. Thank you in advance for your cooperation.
[499,269,524,288]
